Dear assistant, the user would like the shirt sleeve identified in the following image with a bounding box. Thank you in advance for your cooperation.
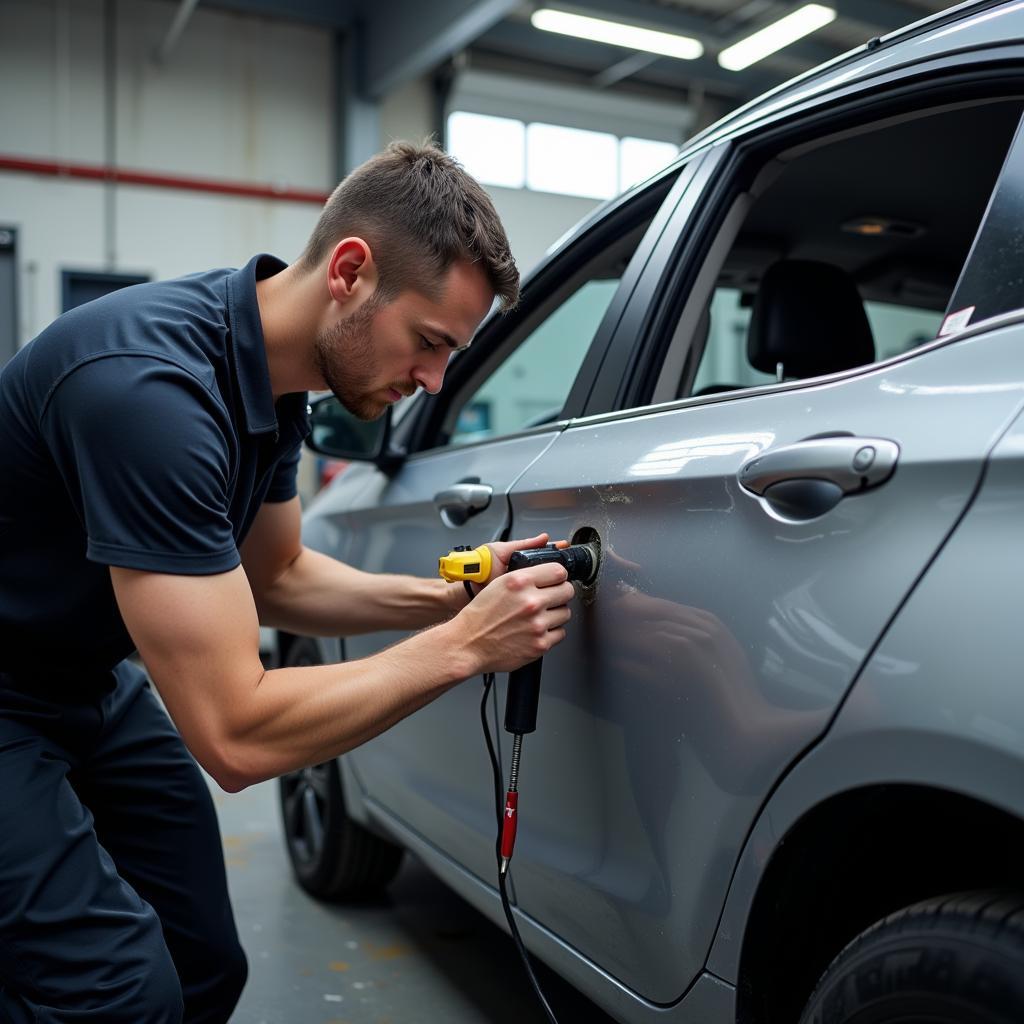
[263,440,301,503]
[39,354,241,575]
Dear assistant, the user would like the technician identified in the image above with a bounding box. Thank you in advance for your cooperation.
[0,141,575,1023]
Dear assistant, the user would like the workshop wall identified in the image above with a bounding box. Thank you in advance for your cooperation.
[0,0,331,344]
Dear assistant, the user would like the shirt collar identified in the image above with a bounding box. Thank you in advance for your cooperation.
[225,253,296,437]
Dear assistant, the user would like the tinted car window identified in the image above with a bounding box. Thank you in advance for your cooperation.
[692,289,944,395]
[679,99,1023,399]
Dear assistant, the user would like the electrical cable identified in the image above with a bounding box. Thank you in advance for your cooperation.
[479,671,560,1024]
[480,673,502,834]
[451,543,600,1023]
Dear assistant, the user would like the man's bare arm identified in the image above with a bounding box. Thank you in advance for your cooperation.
[240,497,463,634]
[110,561,573,792]
[240,496,555,636]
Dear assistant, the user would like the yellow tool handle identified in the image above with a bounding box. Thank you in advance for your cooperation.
[438,544,492,583]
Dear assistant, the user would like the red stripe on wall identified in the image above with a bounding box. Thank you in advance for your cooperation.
[0,155,330,205]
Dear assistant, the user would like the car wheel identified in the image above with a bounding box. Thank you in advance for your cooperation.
[277,636,404,901]
[799,890,1024,1024]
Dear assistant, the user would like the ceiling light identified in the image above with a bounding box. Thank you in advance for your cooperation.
[718,4,836,71]
[531,9,704,61]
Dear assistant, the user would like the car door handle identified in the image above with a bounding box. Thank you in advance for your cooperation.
[739,436,899,518]
[434,482,493,528]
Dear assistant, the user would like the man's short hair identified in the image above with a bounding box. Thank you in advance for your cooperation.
[301,140,520,310]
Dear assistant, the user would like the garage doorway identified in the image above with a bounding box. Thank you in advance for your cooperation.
[0,227,17,368]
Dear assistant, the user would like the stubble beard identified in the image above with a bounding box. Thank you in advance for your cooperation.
[313,300,389,422]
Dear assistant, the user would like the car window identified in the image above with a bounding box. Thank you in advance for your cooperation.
[449,278,619,445]
[662,98,1024,403]
[692,289,945,395]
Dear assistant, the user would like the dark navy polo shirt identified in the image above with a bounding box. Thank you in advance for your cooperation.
[0,254,309,677]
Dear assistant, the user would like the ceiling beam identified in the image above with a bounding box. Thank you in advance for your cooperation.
[359,0,519,98]
[199,0,354,29]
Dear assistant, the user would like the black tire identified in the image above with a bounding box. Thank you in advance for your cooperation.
[277,636,404,901]
[799,890,1024,1024]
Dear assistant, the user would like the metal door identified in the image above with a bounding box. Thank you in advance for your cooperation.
[497,327,1024,1001]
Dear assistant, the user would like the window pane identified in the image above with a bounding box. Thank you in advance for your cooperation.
[526,123,617,200]
[447,112,525,189]
[451,279,621,444]
[690,288,776,396]
[620,137,680,191]
[864,301,943,360]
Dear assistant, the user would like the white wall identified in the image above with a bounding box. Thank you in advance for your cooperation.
[0,0,333,343]
[379,75,436,149]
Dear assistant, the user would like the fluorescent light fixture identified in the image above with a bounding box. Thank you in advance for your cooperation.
[718,4,836,71]
[531,9,704,61]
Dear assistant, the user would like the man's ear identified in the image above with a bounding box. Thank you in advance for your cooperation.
[326,237,378,306]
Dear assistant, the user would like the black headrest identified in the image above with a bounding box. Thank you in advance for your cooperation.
[748,260,874,378]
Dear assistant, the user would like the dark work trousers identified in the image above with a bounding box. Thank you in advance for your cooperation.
[0,662,247,1023]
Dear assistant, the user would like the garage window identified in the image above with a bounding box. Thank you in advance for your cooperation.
[447,111,680,199]
[656,98,1024,403]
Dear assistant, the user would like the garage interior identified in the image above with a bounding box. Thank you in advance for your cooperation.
[0,0,968,1021]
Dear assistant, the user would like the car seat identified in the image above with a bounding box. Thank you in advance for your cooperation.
[694,259,875,395]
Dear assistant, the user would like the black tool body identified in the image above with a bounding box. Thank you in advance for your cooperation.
[504,543,597,735]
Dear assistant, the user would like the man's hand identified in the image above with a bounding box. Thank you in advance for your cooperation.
[468,532,568,595]
[456,561,575,674]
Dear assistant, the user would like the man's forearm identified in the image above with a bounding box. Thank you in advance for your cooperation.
[252,546,468,636]
[210,618,481,790]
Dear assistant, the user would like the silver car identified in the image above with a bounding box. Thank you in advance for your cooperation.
[277,2,1024,1020]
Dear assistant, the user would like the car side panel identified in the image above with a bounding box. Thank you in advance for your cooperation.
[497,324,1024,1002]
[708,375,1024,980]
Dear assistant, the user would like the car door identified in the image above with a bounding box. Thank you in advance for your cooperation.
[322,161,700,887]
[494,95,1024,1002]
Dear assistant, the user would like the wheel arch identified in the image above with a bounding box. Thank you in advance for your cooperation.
[706,730,1024,1024]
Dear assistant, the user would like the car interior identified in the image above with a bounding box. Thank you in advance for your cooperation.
[654,97,1024,404]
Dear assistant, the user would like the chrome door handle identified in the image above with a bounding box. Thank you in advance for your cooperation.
[739,436,899,518]
[434,482,493,528]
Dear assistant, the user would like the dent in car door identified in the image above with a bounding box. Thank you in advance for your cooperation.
[498,328,1024,1002]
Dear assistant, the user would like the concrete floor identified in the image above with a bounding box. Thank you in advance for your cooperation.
[211,778,618,1024]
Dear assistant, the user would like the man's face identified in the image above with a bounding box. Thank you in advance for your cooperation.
[314,260,494,421]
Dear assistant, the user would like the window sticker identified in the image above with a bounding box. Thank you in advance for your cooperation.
[939,306,976,337]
